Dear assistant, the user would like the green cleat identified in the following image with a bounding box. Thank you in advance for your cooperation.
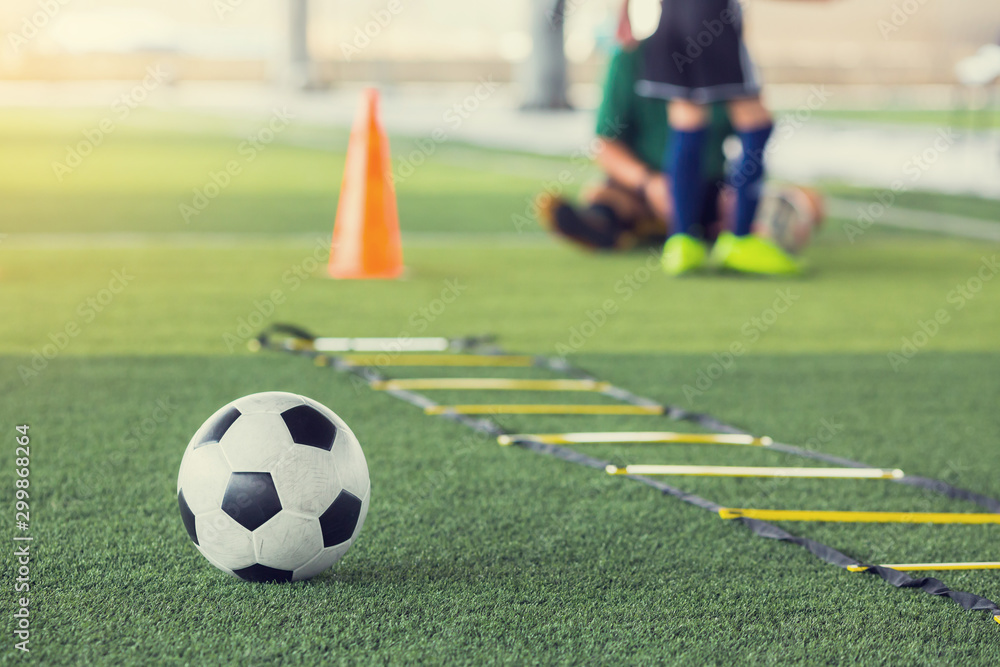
[661,233,708,276]
[710,232,801,276]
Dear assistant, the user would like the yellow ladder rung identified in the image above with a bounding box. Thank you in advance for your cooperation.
[425,404,665,416]
[340,354,534,367]
[498,432,773,446]
[848,562,1000,573]
[372,379,611,392]
[719,508,1000,524]
[607,465,904,479]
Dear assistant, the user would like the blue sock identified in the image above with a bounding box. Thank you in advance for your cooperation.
[666,127,707,237]
[732,123,773,237]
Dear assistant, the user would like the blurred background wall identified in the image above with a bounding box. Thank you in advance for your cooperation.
[1,0,997,86]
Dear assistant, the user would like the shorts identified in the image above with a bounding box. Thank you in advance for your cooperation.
[637,0,762,104]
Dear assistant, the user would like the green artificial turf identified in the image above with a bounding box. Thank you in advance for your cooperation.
[796,108,1000,130]
[0,109,568,237]
[2,354,999,665]
[2,239,999,357]
[2,109,1000,665]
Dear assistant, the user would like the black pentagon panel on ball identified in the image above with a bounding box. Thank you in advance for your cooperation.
[319,490,362,547]
[195,407,241,448]
[221,472,282,532]
[233,563,293,583]
[281,404,337,451]
[177,490,199,545]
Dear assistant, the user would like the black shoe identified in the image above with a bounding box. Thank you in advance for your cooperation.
[539,197,624,250]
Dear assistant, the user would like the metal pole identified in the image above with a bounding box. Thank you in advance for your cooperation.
[283,0,316,89]
[520,0,571,110]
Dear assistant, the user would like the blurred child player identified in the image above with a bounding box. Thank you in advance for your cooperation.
[539,2,822,254]
[640,0,817,275]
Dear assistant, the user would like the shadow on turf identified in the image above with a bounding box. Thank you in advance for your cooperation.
[310,560,496,587]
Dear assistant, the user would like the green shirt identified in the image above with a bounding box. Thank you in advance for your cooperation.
[595,42,731,179]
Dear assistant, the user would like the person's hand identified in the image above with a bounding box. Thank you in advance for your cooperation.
[642,173,671,222]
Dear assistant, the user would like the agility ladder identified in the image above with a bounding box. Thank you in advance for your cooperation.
[253,324,1000,627]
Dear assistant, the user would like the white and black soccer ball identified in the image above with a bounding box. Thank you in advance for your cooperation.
[177,391,369,583]
[753,186,825,255]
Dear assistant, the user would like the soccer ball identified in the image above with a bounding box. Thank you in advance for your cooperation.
[176,391,369,583]
[753,186,825,255]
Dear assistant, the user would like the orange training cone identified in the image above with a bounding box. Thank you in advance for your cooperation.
[328,88,404,279]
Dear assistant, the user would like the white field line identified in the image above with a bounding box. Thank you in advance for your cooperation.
[5,202,994,249]
[0,232,550,249]
[827,198,1000,242]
